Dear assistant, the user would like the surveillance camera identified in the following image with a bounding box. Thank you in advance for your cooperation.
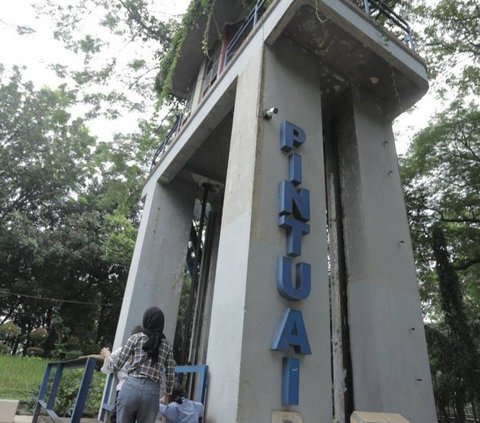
[263,107,279,120]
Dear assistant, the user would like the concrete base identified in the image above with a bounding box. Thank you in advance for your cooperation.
[0,400,18,423]
[351,411,411,423]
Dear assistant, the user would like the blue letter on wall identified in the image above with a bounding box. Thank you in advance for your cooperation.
[282,357,300,405]
[281,121,306,152]
[279,181,310,222]
[289,153,302,186]
[277,256,311,301]
[278,216,310,257]
[272,308,311,354]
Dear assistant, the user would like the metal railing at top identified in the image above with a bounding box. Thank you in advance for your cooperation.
[149,0,415,168]
[33,357,98,423]
[224,0,267,66]
[362,0,415,50]
[150,114,182,170]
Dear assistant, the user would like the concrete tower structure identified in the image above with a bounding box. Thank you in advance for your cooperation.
[112,1,437,422]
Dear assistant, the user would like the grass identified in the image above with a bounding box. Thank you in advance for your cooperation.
[0,355,47,401]
[0,355,106,417]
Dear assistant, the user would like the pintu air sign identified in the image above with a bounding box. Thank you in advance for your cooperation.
[272,121,311,406]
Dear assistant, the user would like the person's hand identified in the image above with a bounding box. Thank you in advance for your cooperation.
[79,354,104,361]
[100,347,111,359]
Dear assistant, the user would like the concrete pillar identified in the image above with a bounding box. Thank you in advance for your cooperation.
[205,37,332,422]
[337,89,436,423]
[113,179,195,348]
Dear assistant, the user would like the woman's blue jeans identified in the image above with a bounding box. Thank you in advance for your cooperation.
[117,376,160,423]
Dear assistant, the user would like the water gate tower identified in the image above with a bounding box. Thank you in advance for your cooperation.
[112,0,436,421]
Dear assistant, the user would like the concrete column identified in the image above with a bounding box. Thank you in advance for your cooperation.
[205,36,332,422]
[113,179,195,348]
[337,89,437,423]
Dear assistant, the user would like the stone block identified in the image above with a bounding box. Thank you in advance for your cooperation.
[0,399,19,423]
[272,410,303,423]
[351,411,411,423]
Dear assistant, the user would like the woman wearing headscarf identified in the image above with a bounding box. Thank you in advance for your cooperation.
[101,307,176,423]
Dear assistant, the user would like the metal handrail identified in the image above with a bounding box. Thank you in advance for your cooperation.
[363,0,414,49]
[225,0,267,66]
[98,373,115,422]
[150,0,414,168]
[32,357,98,423]
[98,365,208,422]
[151,114,182,170]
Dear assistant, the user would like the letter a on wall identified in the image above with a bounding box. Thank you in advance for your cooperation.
[271,308,311,354]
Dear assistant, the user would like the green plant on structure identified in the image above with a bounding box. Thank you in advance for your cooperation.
[155,0,273,105]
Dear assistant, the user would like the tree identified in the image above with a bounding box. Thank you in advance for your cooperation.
[431,225,479,422]
[0,0,182,356]
[0,66,145,356]
[400,101,480,421]
[397,0,480,419]
[415,0,479,98]
[31,0,177,119]
[399,1,480,419]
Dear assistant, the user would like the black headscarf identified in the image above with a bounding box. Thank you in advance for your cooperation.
[142,307,166,363]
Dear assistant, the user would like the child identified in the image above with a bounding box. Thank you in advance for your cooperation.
[159,383,204,423]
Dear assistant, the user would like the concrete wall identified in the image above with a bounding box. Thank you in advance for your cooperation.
[337,89,437,423]
[113,179,195,348]
[205,36,332,422]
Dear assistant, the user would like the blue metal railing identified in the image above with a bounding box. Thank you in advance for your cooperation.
[33,357,98,423]
[224,0,267,66]
[362,0,414,49]
[98,373,115,422]
[98,364,208,422]
[175,364,209,403]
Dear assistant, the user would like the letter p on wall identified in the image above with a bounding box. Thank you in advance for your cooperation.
[272,411,303,423]
[281,121,306,152]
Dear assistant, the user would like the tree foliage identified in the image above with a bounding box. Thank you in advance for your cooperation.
[416,0,480,97]
[0,0,180,357]
[32,0,178,119]
[0,66,152,356]
[1,1,479,419]
[400,1,480,420]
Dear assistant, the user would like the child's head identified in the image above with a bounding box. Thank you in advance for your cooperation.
[171,383,186,404]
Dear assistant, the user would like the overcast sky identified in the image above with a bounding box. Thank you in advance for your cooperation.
[1,0,436,155]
